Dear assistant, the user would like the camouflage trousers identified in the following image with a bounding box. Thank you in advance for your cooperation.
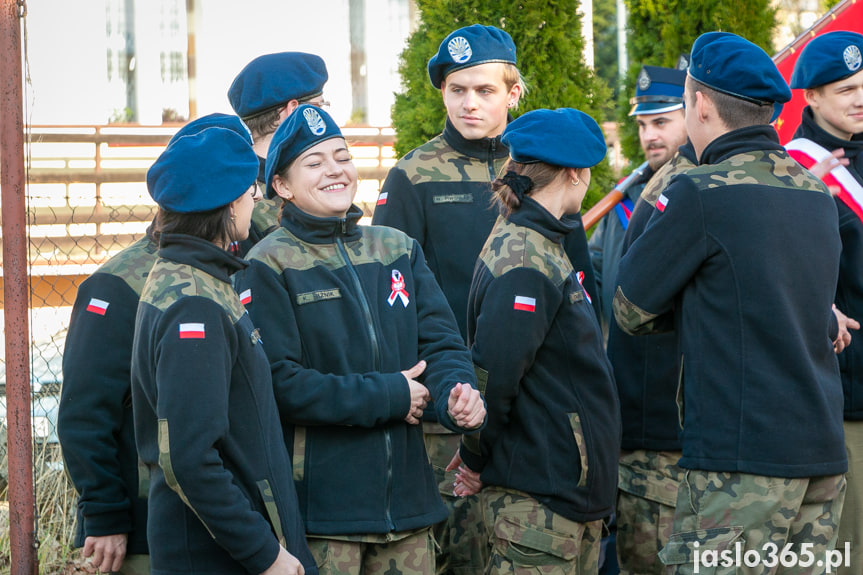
[307,527,435,575]
[482,486,603,575]
[616,450,684,575]
[424,427,489,575]
[659,470,846,574]
[116,554,150,575]
[836,420,863,575]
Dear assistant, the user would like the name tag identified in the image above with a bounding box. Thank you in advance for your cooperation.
[432,193,473,204]
[569,291,584,304]
[296,289,342,305]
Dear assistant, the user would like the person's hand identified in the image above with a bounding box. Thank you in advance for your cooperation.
[83,533,127,574]
[446,451,482,497]
[809,148,849,195]
[447,383,485,430]
[833,304,860,354]
[259,546,305,575]
[401,360,430,425]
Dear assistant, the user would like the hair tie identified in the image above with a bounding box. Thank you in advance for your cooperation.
[501,170,534,200]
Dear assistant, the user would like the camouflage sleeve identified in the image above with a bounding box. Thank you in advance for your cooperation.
[461,268,560,472]
[615,175,707,335]
[59,273,139,537]
[371,165,427,246]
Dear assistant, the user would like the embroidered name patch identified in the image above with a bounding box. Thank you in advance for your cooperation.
[569,290,585,304]
[432,193,473,204]
[296,289,342,305]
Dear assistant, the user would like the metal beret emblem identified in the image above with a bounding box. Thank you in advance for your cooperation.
[303,107,327,136]
[447,36,472,64]
[844,45,862,72]
[638,68,651,91]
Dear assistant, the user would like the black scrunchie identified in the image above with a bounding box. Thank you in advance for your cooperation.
[501,170,534,201]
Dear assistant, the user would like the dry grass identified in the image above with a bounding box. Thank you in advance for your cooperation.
[0,436,87,574]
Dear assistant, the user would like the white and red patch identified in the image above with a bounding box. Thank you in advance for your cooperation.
[513,295,536,313]
[179,323,205,339]
[376,192,388,206]
[239,289,252,305]
[576,271,593,304]
[86,298,109,316]
[657,193,669,212]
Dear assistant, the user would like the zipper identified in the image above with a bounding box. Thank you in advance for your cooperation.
[334,225,395,530]
[488,137,497,181]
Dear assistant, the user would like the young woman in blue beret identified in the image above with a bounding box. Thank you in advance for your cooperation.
[451,108,621,575]
[131,125,316,575]
[234,105,487,575]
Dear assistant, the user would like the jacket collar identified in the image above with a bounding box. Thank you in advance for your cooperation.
[158,233,248,283]
[699,124,785,165]
[506,196,578,244]
[442,117,511,160]
[279,200,364,244]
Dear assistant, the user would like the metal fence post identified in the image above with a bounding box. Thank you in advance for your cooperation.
[1,0,38,573]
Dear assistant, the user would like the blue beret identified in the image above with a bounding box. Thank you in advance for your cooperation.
[228,52,328,118]
[264,105,343,198]
[629,65,686,116]
[689,32,790,106]
[790,31,863,89]
[147,127,258,213]
[502,108,606,169]
[428,25,517,89]
[168,113,252,147]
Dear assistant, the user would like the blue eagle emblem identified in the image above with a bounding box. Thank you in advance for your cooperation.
[303,107,327,136]
[447,36,472,64]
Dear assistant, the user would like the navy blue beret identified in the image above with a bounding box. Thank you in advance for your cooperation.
[428,24,517,89]
[265,105,343,198]
[228,52,328,118]
[502,108,606,169]
[689,32,791,106]
[168,113,252,147]
[147,127,258,213]
[790,31,863,89]
[629,65,686,116]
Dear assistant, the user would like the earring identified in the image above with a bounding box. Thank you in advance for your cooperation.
[571,178,580,186]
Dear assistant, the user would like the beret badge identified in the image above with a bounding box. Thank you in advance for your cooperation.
[844,45,862,72]
[447,36,473,64]
[304,107,327,136]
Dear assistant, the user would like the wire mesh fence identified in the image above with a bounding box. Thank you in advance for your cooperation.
[0,123,395,572]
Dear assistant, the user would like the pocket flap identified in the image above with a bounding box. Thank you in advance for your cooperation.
[659,526,744,566]
[495,515,579,561]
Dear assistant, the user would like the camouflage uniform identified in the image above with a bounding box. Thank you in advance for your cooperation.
[608,146,696,575]
[614,126,847,574]
[483,487,603,575]
[236,202,483,574]
[131,233,316,575]
[308,528,435,575]
[237,195,282,256]
[58,233,158,568]
[373,117,600,575]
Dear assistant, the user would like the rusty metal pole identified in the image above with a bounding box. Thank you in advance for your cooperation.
[0,1,38,574]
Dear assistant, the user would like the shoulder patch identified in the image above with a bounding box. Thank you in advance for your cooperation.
[479,217,572,286]
[397,136,496,185]
[642,153,696,207]
[685,150,829,195]
[96,237,159,296]
[140,260,246,323]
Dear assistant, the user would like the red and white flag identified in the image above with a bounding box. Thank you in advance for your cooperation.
[86,298,110,316]
[576,271,593,304]
[513,295,536,312]
[239,289,252,305]
[179,323,205,339]
[657,193,669,213]
[377,192,388,206]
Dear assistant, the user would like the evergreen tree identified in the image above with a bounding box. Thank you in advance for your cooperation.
[617,0,777,165]
[391,0,615,209]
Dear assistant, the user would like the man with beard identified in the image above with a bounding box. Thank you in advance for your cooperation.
[588,65,688,334]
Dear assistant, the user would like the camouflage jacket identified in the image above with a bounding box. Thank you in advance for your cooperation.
[606,143,696,451]
[793,108,863,420]
[460,196,621,523]
[235,201,482,536]
[59,234,157,555]
[131,233,316,575]
[372,118,599,342]
[614,125,846,478]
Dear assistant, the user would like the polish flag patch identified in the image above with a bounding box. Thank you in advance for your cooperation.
[239,289,252,305]
[657,193,669,212]
[376,192,388,206]
[513,295,536,312]
[179,323,205,339]
[86,298,109,316]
